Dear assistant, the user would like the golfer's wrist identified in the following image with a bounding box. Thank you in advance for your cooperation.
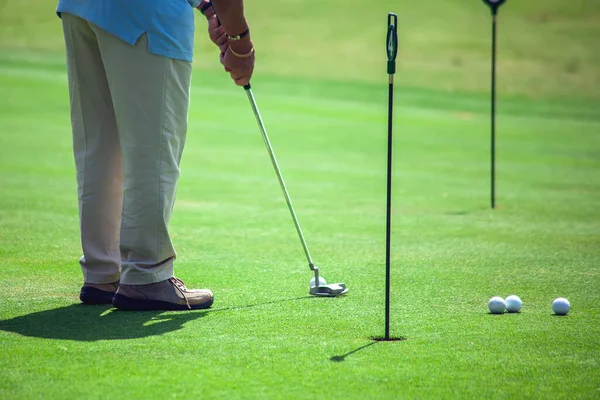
[225,21,250,41]
[226,28,249,41]
[228,35,252,54]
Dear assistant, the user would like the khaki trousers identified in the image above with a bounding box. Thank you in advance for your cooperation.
[62,13,192,285]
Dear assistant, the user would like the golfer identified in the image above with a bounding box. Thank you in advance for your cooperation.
[57,0,254,310]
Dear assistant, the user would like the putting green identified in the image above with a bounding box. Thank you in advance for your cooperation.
[1,1,599,399]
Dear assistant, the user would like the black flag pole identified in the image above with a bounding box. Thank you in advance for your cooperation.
[385,12,398,341]
[482,0,506,209]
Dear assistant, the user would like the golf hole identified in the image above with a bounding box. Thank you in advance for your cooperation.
[371,336,407,342]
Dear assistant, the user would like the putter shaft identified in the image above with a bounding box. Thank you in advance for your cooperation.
[243,85,316,272]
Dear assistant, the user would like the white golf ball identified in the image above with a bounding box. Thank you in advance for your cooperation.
[488,296,506,314]
[505,295,522,313]
[309,276,327,288]
[552,298,570,315]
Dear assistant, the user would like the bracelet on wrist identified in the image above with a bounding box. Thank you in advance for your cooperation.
[226,29,250,41]
[230,46,255,59]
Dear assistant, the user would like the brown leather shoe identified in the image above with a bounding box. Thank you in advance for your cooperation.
[112,277,213,311]
[80,281,119,305]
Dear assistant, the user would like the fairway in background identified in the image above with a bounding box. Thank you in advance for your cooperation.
[0,0,599,100]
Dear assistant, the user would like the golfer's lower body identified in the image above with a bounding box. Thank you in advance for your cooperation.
[62,13,213,310]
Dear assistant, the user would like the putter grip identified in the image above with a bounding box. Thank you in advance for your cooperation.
[244,83,251,90]
[386,13,398,75]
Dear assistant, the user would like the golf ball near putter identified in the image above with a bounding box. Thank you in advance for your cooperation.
[505,295,522,313]
[488,296,506,314]
[552,297,570,315]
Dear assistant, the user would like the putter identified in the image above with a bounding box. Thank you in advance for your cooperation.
[243,83,348,297]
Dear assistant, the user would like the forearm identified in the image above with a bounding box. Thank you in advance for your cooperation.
[210,0,248,37]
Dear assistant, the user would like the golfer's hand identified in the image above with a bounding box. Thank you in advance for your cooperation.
[199,1,228,54]
[221,36,255,86]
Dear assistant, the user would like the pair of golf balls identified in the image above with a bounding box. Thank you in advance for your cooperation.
[487,296,571,315]
[488,295,522,314]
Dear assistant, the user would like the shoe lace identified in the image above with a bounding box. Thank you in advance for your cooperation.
[169,277,188,291]
[169,277,191,310]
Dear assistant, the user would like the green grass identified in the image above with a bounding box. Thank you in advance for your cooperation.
[1,1,600,399]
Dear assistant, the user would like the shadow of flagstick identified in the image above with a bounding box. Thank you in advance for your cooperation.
[330,341,378,362]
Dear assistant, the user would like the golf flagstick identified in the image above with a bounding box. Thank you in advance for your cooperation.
[385,13,398,341]
[482,0,506,209]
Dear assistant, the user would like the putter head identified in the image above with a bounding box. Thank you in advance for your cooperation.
[309,268,348,297]
[309,283,348,297]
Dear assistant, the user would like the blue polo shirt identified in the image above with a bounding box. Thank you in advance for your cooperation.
[57,0,201,62]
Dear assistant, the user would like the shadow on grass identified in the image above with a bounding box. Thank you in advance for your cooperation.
[0,296,315,342]
[330,342,377,362]
[445,210,472,216]
[0,304,205,341]
[206,296,313,314]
